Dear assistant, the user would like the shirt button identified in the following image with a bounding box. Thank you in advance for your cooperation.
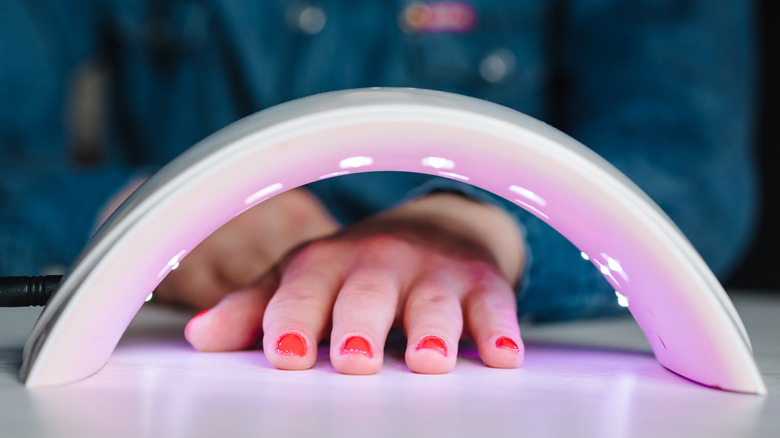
[399,2,432,33]
[287,3,327,35]
[479,48,516,83]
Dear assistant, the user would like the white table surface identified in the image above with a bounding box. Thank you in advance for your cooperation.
[1,292,778,438]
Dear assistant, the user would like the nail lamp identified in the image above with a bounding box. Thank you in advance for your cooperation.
[20,88,766,394]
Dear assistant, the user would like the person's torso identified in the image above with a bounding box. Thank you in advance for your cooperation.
[102,0,555,164]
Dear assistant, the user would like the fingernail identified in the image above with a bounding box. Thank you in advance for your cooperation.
[185,309,210,339]
[276,332,307,357]
[496,336,519,352]
[416,336,447,356]
[192,309,210,320]
[341,336,372,357]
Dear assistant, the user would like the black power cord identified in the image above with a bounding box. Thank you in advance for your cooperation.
[0,275,62,307]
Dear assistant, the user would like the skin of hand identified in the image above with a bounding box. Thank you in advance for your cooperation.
[98,178,339,309]
[155,187,340,309]
[183,192,526,375]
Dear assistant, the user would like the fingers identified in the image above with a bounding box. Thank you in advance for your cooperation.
[260,235,407,374]
[329,236,411,375]
[184,268,278,352]
[328,270,401,374]
[262,234,523,375]
[183,225,523,375]
[402,272,464,373]
[462,270,524,369]
[402,257,525,374]
[261,241,347,370]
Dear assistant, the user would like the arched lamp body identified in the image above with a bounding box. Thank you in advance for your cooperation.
[20,89,766,394]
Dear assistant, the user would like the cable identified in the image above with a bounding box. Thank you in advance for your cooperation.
[0,275,62,307]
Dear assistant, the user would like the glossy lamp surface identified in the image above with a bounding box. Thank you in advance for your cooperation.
[20,88,766,394]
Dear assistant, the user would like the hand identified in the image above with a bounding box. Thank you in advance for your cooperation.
[155,187,340,309]
[184,192,526,374]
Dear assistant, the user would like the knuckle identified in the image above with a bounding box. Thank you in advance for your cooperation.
[462,259,504,285]
[273,286,322,311]
[355,233,412,255]
[283,238,334,266]
[416,290,452,306]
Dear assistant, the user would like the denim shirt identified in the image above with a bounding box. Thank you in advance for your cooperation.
[0,0,757,321]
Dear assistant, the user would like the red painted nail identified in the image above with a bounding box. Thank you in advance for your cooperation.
[416,336,447,356]
[185,309,211,339]
[192,309,210,320]
[496,336,519,352]
[276,332,307,356]
[341,336,372,357]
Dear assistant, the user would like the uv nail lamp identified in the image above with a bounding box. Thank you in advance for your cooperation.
[20,88,766,394]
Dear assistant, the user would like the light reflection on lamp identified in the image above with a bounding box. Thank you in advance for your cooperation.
[318,170,351,180]
[437,171,469,181]
[513,199,549,219]
[592,256,627,290]
[580,251,590,261]
[245,183,283,205]
[421,156,455,170]
[615,290,630,307]
[601,253,630,285]
[508,184,546,206]
[607,257,623,272]
[157,249,187,279]
[339,156,374,169]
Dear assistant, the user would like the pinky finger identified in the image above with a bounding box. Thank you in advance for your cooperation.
[184,269,278,352]
[462,277,524,369]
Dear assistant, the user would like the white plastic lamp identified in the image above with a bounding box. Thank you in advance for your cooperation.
[20,88,766,394]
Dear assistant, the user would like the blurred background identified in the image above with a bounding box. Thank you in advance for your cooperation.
[3,1,777,293]
[58,0,780,293]
[726,0,779,292]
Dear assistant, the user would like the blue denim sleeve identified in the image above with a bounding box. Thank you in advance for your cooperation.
[0,0,135,275]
